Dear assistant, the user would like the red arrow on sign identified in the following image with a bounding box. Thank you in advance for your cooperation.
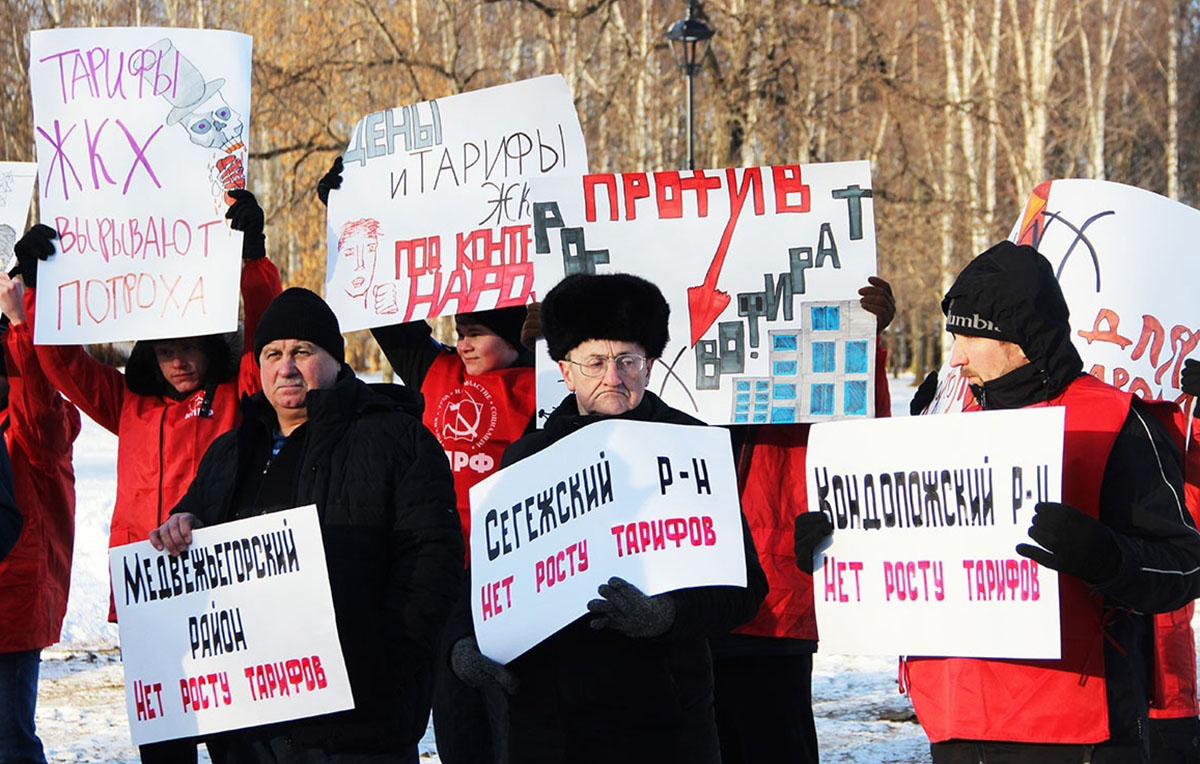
[686,168,763,346]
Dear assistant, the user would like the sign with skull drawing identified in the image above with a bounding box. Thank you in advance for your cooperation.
[28,28,253,344]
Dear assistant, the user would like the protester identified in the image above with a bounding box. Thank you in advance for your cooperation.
[713,276,894,764]
[151,287,464,764]
[0,270,76,764]
[16,189,281,764]
[894,241,1200,762]
[320,156,535,763]
[448,272,768,764]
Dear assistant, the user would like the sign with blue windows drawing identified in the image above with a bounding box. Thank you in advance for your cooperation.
[529,161,878,425]
[731,300,876,423]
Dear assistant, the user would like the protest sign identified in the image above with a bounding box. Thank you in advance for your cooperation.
[0,162,37,272]
[529,160,878,426]
[469,419,746,664]
[109,506,352,746]
[324,75,588,332]
[807,407,1064,658]
[920,178,1200,415]
[1011,179,1200,404]
[28,27,252,344]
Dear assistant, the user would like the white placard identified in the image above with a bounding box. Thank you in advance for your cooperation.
[110,506,353,746]
[29,27,252,344]
[0,162,37,272]
[529,161,878,426]
[325,75,588,332]
[923,178,1200,416]
[1010,179,1200,404]
[807,408,1064,658]
[469,420,746,664]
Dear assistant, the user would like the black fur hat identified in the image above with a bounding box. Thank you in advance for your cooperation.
[125,334,235,397]
[542,273,670,361]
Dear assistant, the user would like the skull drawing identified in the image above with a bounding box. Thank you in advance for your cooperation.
[142,38,245,153]
[178,95,244,152]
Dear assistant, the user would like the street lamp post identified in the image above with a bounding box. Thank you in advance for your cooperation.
[665,1,715,170]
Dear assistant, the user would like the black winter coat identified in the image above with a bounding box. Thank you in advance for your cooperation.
[171,370,464,752]
[497,391,768,764]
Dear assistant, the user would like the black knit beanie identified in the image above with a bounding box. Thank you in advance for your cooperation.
[541,273,670,361]
[253,287,345,364]
[457,306,526,349]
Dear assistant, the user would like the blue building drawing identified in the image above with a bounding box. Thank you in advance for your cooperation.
[729,299,874,423]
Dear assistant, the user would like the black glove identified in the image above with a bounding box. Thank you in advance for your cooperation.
[1182,359,1200,398]
[12,224,58,289]
[587,577,676,638]
[1016,501,1121,585]
[450,637,519,695]
[316,156,343,206]
[225,189,265,261]
[910,369,939,416]
[794,511,834,573]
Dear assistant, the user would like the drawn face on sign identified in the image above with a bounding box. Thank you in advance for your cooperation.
[559,339,654,416]
[948,334,1029,387]
[337,219,382,302]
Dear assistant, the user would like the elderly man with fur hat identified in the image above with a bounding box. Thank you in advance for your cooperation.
[903,242,1200,764]
[151,287,464,764]
[449,272,767,764]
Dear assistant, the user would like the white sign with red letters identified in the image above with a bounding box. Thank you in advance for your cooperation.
[807,407,1064,658]
[29,27,252,344]
[325,74,588,332]
[469,419,746,664]
[110,505,353,745]
[528,160,879,426]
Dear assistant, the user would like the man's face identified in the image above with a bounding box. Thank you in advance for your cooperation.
[155,338,210,395]
[948,333,1030,386]
[259,340,341,415]
[456,319,518,376]
[341,233,378,299]
[558,339,653,416]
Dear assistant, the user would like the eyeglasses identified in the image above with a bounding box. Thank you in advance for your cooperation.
[565,353,647,378]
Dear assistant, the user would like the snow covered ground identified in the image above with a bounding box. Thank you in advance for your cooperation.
[34,374,932,763]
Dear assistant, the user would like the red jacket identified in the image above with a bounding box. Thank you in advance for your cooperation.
[732,344,891,640]
[420,352,535,559]
[906,374,1130,744]
[31,258,280,620]
[0,302,81,652]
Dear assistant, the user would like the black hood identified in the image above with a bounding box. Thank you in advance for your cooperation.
[942,241,1083,409]
[125,333,236,399]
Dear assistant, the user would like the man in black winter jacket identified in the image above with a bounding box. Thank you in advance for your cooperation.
[151,287,464,764]
[905,242,1200,764]
[450,273,768,764]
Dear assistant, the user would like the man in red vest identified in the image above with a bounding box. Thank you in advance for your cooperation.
[902,242,1200,763]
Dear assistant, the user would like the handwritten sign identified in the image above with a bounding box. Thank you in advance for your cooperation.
[325,75,588,332]
[1012,179,1200,404]
[469,420,746,664]
[29,27,252,344]
[109,506,352,746]
[529,161,878,425]
[807,408,1064,658]
[923,179,1200,414]
[0,162,37,272]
